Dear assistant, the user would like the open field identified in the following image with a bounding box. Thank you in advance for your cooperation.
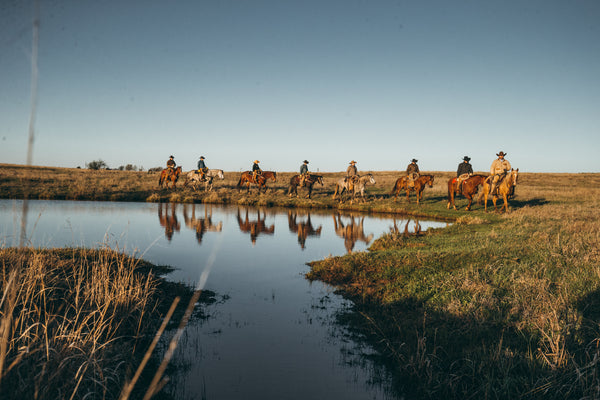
[2,163,600,398]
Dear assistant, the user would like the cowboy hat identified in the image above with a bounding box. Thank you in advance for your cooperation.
[303,160,309,163]
[349,160,356,164]
[411,158,418,163]
[169,155,174,158]
[463,156,471,161]
[199,156,205,159]
[496,151,507,157]
[254,160,260,163]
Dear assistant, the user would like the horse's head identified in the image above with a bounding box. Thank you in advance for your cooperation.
[316,176,324,185]
[427,175,434,187]
[511,169,519,185]
[368,174,376,184]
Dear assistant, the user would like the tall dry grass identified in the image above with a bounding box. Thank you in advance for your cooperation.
[0,247,162,399]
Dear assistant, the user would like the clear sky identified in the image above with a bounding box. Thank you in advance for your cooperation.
[1,0,599,173]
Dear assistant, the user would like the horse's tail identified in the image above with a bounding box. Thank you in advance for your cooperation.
[237,176,243,187]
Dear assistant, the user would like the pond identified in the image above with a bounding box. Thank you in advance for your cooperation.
[0,199,449,400]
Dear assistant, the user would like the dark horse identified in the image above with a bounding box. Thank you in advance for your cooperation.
[390,174,435,204]
[288,174,323,199]
[158,166,182,189]
[447,174,487,211]
[237,170,277,193]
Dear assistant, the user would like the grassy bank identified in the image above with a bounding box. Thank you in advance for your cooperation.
[307,173,600,398]
[0,246,205,400]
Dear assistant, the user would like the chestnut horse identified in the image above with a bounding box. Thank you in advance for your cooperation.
[390,174,434,204]
[288,174,324,198]
[237,170,277,193]
[447,174,487,211]
[158,166,182,189]
[483,168,519,212]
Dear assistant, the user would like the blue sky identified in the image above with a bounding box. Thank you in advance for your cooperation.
[1,0,599,173]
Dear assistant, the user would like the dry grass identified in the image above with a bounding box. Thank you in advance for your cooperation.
[0,247,168,399]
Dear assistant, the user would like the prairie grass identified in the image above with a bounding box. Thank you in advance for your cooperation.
[308,173,600,398]
[0,246,185,400]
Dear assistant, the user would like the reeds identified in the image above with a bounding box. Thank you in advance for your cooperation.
[0,246,162,399]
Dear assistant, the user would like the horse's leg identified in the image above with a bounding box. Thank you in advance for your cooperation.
[466,193,473,211]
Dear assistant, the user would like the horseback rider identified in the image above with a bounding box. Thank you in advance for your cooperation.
[489,151,512,195]
[166,155,176,177]
[252,160,262,182]
[456,156,473,195]
[406,159,420,188]
[299,160,310,187]
[346,160,358,191]
[197,156,208,181]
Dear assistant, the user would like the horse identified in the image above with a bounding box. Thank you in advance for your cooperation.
[158,166,182,189]
[483,168,519,212]
[390,174,434,204]
[288,174,324,199]
[184,169,225,192]
[332,174,376,203]
[237,170,277,193]
[447,174,487,211]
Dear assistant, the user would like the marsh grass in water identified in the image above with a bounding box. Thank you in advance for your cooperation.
[0,246,209,400]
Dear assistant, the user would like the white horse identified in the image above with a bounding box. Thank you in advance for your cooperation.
[332,174,376,202]
[184,169,225,192]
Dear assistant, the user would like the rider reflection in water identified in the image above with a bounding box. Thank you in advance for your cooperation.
[158,203,180,241]
[333,214,373,254]
[236,208,274,245]
[287,210,322,250]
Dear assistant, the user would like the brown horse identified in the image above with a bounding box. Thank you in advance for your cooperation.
[483,168,519,212]
[447,174,487,211]
[288,174,323,198]
[237,170,276,193]
[390,174,435,204]
[158,166,182,189]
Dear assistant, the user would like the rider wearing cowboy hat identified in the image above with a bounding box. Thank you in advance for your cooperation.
[456,156,473,195]
[346,160,358,191]
[406,158,420,187]
[166,155,176,176]
[197,156,208,181]
[299,160,310,187]
[489,151,512,195]
[252,160,262,182]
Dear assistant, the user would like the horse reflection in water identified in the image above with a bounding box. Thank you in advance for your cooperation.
[391,218,422,237]
[333,213,374,253]
[236,208,275,245]
[183,204,223,244]
[287,210,322,250]
[158,203,181,241]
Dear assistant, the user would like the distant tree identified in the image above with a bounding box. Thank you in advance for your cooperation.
[125,164,136,171]
[118,165,125,171]
[86,159,108,170]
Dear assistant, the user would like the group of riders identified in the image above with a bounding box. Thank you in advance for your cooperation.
[164,150,513,195]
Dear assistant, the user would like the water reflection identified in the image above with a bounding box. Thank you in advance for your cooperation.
[236,207,275,245]
[158,202,181,241]
[287,210,322,250]
[333,213,375,253]
[0,200,450,400]
[182,204,223,244]
[391,218,422,237]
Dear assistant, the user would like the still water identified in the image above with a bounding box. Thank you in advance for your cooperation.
[0,199,448,399]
